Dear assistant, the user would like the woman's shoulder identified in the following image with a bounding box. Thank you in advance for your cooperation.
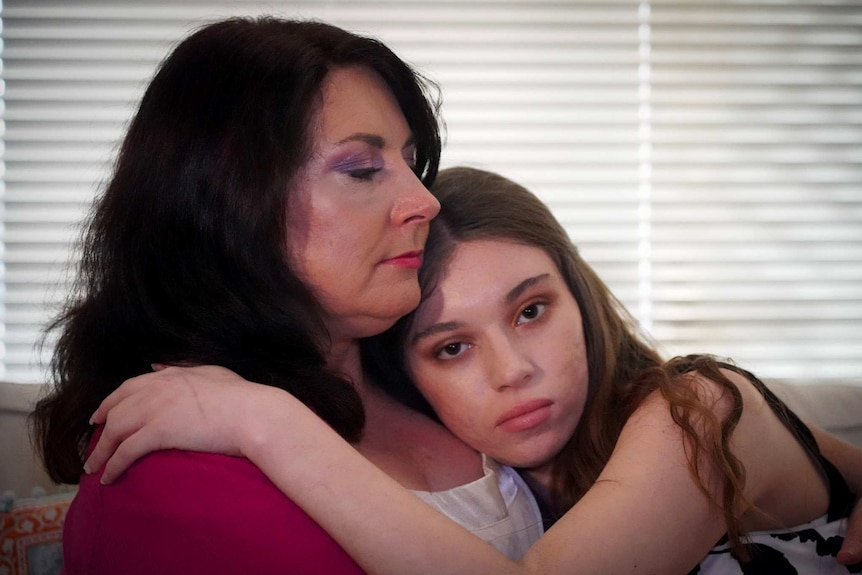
[92,448,342,529]
[64,449,364,575]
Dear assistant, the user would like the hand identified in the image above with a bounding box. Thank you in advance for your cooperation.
[85,365,268,484]
[839,497,862,565]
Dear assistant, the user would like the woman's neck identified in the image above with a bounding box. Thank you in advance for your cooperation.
[325,337,382,401]
[325,338,364,385]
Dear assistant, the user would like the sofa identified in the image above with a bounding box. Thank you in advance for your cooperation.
[1,384,76,575]
[2,379,862,575]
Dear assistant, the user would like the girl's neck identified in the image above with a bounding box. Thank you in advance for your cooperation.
[519,464,555,510]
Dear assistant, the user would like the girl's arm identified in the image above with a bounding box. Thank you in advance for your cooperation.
[810,424,862,495]
[88,366,521,575]
[86,366,853,575]
[808,424,862,563]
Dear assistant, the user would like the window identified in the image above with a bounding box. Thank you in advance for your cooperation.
[2,0,860,384]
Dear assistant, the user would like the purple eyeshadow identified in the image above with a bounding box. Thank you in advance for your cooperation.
[331,151,383,173]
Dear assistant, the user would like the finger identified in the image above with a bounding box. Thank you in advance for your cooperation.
[89,376,144,425]
[837,498,862,565]
[84,392,152,472]
[90,400,113,426]
[84,428,121,475]
[99,428,165,485]
[90,370,171,424]
[84,418,132,474]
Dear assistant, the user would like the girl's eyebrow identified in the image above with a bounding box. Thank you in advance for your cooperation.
[505,273,551,304]
[411,321,463,345]
[410,273,552,345]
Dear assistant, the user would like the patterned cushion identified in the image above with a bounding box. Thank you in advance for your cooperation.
[0,491,75,575]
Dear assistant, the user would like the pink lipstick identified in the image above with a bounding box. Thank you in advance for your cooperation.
[382,250,423,269]
[495,399,553,432]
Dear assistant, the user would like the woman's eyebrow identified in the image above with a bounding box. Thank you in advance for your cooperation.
[334,134,415,150]
[335,133,385,148]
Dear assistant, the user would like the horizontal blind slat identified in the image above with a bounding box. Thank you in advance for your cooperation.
[0,0,642,382]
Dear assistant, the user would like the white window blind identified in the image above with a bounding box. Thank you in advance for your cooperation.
[1,0,859,385]
[647,2,862,380]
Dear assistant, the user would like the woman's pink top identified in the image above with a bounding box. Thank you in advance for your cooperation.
[62,442,365,574]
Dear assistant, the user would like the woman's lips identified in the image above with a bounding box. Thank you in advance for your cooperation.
[382,250,423,269]
[495,399,553,432]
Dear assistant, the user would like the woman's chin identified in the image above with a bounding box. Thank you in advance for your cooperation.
[374,290,421,326]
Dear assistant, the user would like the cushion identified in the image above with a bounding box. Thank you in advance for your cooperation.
[767,381,862,447]
[0,490,75,575]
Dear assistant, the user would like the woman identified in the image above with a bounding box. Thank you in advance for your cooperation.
[88,167,862,574]
[32,20,541,574]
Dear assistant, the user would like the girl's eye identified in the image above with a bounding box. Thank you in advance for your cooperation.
[435,342,469,360]
[517,302,547,325]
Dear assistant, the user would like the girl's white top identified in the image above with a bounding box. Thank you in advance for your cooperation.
[412,455,543,560]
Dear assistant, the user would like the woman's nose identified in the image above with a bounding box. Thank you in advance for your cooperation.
[393,170,440,225]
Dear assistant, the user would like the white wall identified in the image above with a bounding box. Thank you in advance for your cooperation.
[0,383,59,495]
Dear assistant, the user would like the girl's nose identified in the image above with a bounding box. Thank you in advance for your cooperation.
[488,333,535,392]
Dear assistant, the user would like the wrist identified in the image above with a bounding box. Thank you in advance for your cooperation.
[235,385,307,461]
[227,384,277,457]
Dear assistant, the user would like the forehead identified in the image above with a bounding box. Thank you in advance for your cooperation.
[445,240,557,282]
[415,240,562,318]
[314,66,406,142]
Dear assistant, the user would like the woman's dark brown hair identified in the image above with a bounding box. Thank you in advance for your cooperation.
[33,17,443,485]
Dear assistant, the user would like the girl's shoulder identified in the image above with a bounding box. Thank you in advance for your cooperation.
[622,360,833,533]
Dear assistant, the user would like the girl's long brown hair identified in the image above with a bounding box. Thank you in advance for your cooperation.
[363,166,751,559]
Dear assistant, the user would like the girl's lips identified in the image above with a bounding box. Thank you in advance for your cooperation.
[496,399,553,432]
[382,250,423,269]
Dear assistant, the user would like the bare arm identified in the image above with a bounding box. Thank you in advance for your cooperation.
[811,424,862,495]
[85,366,829,575]
[809,424,862,564]
[89,367,520,575]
